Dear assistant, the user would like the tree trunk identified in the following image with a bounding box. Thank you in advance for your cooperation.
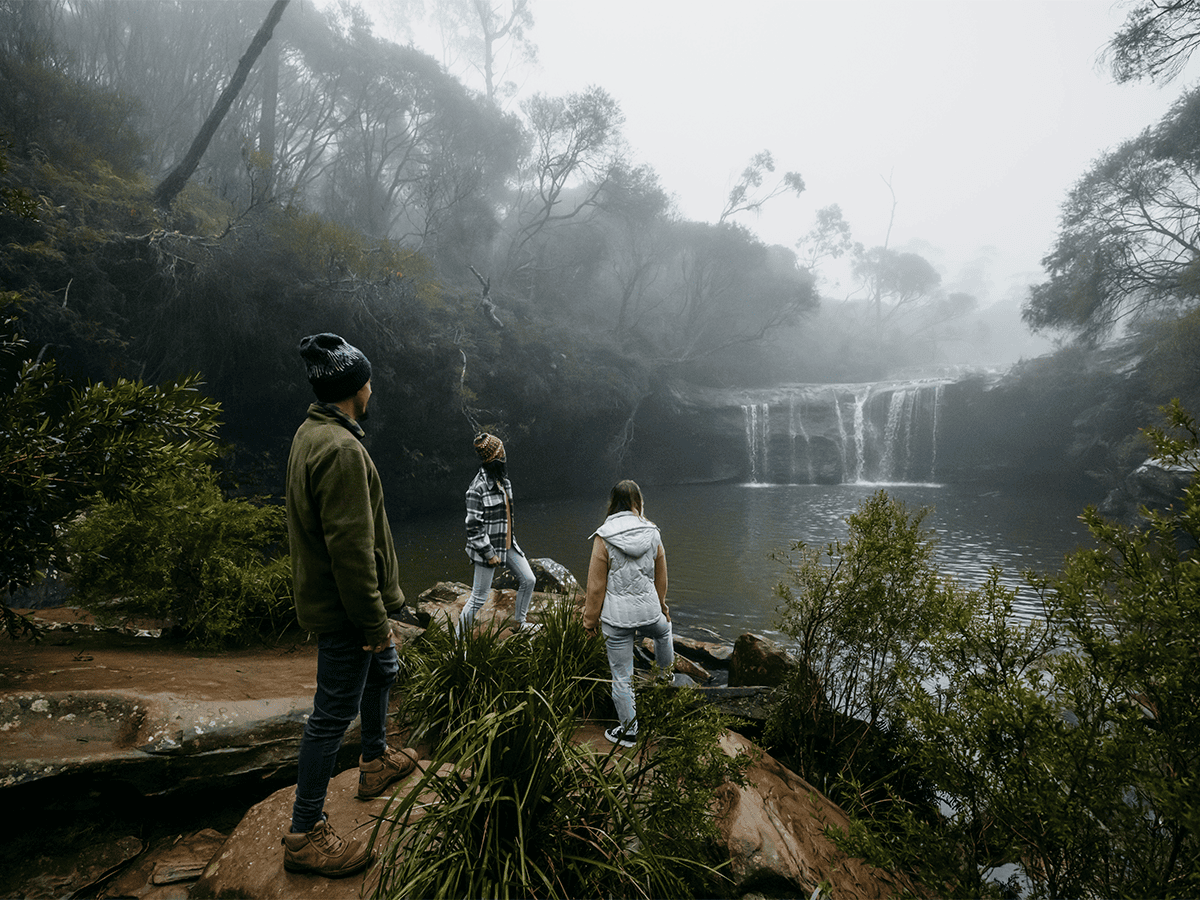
[152,0,290,210]
[257,33,279,199]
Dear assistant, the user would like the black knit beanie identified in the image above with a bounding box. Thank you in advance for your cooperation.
[299,333,372,402]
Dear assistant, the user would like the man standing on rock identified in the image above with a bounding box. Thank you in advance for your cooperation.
[282,333,418,878]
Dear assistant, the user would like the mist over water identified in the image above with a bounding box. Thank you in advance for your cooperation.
[391,481,1094,644]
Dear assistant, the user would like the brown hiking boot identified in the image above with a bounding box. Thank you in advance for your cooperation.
[282,817,371,877]
[357,746,419,800]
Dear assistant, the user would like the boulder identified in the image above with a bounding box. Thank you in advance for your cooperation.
[192,764,422,899]
[728,632,795,687]
[493,557,582,595]
[715,731,925,897]
[100,828,228,899]
[636,637,712,683]
[191,729,925,900]
[415,582,563,634]
[691,685,774,724]
[0,834,144,900]
[673,633,734,668]
[1100,457,1194,527]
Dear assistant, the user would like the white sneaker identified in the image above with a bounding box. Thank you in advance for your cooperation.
[604,725,638,748]
[517,622,543,634]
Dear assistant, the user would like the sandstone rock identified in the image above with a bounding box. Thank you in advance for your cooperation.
[192,760,437,899]
[1100,457,1194,527]
[692,685,774,723]
[636,637,713,683]
[494,557,581,595]
[193,728,924,900]
[3,834,144,900]
[100,828,228,899]
[674,634,735,667]
[715,731,925,897]
[728,632,795,687]
[416,582,563,634]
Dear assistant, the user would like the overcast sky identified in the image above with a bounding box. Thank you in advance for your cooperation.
[359,0,1197,355]
[508,2,1194,303]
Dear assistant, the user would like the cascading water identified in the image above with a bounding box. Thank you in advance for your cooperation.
[742,402,770,483]
[788,398,813,482]
[736,379,951,485]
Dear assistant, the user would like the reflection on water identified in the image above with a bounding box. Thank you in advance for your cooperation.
[391,482,1095,644]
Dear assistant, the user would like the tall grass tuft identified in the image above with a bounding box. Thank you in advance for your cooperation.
[376,597,746,899]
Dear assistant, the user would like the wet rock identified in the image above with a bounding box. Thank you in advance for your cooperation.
[5,834,144,900]
[100,828,227,898]
[715,731,925,898]
[674,634,735,667]
[728,633,795,687]
[1100,457,1193,527]
[494,557,581,595]
[192,760,440,900]
[691,685,774,723]
[635,637,713,683]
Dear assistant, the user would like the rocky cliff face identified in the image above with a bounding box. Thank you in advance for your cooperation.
[622,370,1119,494]
[627,378,961,486]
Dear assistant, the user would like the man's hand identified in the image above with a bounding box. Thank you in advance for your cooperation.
[363,634,395,654]
[487,555,501,567]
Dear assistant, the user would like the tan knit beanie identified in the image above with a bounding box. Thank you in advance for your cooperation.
[473,432,505,463]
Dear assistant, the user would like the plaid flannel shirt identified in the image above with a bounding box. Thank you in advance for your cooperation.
[464,468,520,565]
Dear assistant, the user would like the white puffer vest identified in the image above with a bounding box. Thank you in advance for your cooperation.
[592,511,662,628]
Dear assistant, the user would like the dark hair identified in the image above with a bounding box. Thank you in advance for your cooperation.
[605,479,644,518]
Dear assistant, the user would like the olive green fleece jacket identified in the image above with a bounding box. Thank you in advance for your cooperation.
[286,403,403,646]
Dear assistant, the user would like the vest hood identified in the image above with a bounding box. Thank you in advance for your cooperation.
[595,511,658,558]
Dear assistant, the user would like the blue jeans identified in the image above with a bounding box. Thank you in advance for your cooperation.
[290,627,399,833]
[459,548,536,633]
[602,613,673,732]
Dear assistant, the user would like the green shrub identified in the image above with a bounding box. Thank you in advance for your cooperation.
[65,467,291,647]
[768,491,970,797]
[379,600,746,899]
[1,292,221,603]
[771,406,1200,898]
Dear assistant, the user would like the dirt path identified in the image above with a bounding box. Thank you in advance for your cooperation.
[1,607,319,700]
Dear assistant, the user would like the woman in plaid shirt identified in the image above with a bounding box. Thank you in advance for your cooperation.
[459,432,540,635]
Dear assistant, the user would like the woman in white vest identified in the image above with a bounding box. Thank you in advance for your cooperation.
[582,480,673,747]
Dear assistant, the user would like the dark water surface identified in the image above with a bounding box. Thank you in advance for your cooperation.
[391,481,1096,644]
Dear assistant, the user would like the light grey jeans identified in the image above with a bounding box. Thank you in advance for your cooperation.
[458,548,536,634]
[602,612,673,732]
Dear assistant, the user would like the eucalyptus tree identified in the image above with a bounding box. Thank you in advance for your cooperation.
[851,245,942,331]
[593,163,676,336]
[498,85,625,299]
[380,0,537,105]
[56,0,276,183]
[318,18,519,251]
[1023,86,1200,342]
[656,221,818,369]
[794,203,861,287]
[718,149,805,224]
[1106,0,1200,83]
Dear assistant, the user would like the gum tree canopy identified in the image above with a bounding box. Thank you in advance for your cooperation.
[1023,85,1200,342]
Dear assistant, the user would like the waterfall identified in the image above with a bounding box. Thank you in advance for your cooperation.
[731,378,950,485]
[851,388,869,483]
[833,388,849,479]
[742,402,770,483]
[879,389,908,480]
[789,398,813,481]
[930,383,943,481]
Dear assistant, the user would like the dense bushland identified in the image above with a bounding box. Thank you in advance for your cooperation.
[768,404,1200,898]
[376,599,748,899]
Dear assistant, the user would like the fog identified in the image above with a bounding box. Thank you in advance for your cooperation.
[367,0,1199,369]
